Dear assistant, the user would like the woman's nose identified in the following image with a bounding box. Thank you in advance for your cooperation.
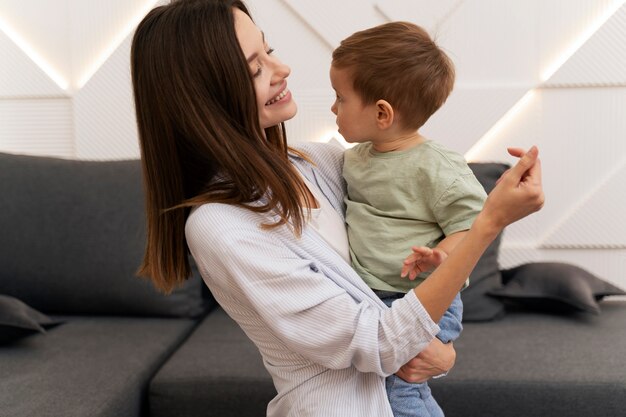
[271,58,290,83]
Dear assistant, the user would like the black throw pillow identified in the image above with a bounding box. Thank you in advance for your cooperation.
[0,294,63,345]
[488,262,626,314]
[461,162,510,321]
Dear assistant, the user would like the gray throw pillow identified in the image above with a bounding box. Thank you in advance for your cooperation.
[0,152,213,318]
[0,294,63,345]
[488,262,626,314]
[461,163,510,321]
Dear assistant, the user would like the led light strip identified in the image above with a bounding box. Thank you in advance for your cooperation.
[465,0,626,161]
[464,90,536,161]
[0,14,69,90]
[76,0,159,89]
[541,0,626,82]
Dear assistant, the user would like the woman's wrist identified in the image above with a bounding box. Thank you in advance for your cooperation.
[471,212,503,242]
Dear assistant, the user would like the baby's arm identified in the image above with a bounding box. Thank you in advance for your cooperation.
[401,232,468,344]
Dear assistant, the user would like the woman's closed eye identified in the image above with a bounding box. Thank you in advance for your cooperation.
[253,47,275,78]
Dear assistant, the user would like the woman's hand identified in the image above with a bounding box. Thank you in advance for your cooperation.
[394,338,456,383]
[476,146,544,234]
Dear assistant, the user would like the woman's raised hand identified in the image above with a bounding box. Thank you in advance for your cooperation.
[476,146,544,234]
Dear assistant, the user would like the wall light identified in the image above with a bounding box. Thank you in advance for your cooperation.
[76,0,159,89]
[320,130,356,148]
[466,1,625,161]
[464,90,536,162]
[0,15,69,90]
[540,0,626,82]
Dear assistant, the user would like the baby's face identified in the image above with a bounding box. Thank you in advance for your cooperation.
[329,65,379,145]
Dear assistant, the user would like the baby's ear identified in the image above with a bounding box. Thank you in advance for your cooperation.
[375,99,394,129]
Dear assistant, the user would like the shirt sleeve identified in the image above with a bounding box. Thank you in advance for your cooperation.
[433,173,487,236]
[186,205,440,377]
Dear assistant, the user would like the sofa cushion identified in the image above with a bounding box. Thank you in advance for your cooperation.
[462,162,509,321]
[0,152,212,318]
[430,300,626,417]
[0,294,63,345]
[0,314,197,417]
[150,308,276,417]
[488,262,626,314]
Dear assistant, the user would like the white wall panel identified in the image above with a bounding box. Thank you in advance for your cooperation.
[422,86,529,155]
[0,0,71,87]
[499,244,543,269]
[285,89,337,144]
[0,31,66,97]
[538,0,621,81]
[0,98,73,158]
[249,0,335,93]
[68,0,158,89]
[542,160,626,248]
[537,87,626,232]
[279,0,385,49]
[74,35,138,160]
[374,0,464,33]
[546,4,626,87]
[438,0,539,85]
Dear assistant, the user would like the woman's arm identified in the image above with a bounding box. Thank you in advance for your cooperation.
[186,205,440,378]
[414,146,544,322]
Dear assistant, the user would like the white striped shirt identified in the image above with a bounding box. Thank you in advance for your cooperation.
[185,142,440,417]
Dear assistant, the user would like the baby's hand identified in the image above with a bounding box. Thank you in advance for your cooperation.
[401,246,447,280]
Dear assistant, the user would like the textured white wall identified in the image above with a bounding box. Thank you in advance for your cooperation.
[1,0,625,288]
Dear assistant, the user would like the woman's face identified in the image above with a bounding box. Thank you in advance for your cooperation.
[234,8,297,129]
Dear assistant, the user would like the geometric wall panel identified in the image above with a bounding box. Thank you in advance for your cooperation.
[280,0,384,48]
[0,98,73,158]
[537,87,626,231]
[74,35,139,160]
[538,0,622,82]
[498,244,542,269]
[546,4,626,87]
[438,0,540,85]
[541,159,626,248]
[285,89,337,144]
[0,29,66,97]
[251,0,336,91]
[0,0,71,89]
[422,86,529,155]
[69,0,159,89]
[374,0,465,32]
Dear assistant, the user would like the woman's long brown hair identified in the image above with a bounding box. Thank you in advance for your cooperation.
[131,0,312,293]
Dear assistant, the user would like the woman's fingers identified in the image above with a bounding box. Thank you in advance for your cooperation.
[481,146,545,230]
[504,146,539,184]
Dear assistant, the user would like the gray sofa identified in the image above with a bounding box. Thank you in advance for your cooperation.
[1,151,625,417]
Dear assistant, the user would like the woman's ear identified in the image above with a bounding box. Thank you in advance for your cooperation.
[375,100,394,129]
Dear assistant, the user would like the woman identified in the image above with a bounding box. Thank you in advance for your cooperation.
[130,1,544,416]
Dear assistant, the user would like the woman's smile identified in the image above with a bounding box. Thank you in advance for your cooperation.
[265,88,291,106]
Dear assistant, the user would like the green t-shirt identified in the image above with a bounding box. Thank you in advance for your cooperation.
[343,140,487,293]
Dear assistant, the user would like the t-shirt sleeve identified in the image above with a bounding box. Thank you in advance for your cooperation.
[433,172,487,236]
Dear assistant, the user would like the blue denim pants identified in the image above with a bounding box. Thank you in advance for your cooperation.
[379,292,463,417]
